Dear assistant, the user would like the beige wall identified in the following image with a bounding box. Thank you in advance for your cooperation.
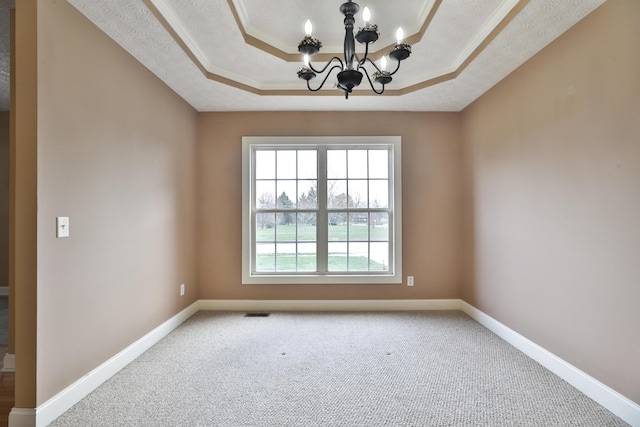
[197,112,462,300]
[34,1,198,404]
[462,0,640,404]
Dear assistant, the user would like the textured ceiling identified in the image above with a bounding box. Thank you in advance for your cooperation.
[1,0,607,112]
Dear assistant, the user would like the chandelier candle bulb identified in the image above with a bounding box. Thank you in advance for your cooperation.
[381,55,388,71]
[363,7,371,25]
[396,27,404,45]
[305,19,312,37]
[304,54,310,67]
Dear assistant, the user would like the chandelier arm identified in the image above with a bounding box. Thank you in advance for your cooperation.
[356,43,370,67]
[307,65,344,92]
[387,59,402,76]
[361,67,385,95]
[309,57,344,74]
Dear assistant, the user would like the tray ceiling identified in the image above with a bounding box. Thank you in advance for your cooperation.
[2,0,607,112]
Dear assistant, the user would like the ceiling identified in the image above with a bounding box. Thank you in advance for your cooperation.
[1,0,606,112]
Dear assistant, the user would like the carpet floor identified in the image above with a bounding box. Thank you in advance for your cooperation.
[50,311,627,426]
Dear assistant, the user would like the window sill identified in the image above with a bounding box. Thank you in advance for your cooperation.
[242,273,403,285]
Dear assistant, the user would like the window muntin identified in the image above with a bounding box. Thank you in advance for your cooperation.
[242,136,402,284]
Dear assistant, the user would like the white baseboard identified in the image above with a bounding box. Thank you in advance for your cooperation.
[459,301,640,427]
[8,408,36,427]
[34,302,199,427]
[197,299,462,312]
[2,352,14,372]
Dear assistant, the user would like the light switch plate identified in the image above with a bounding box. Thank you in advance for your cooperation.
[56,217,70,238]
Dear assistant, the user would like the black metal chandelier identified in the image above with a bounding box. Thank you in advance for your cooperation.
[296,0,411,99]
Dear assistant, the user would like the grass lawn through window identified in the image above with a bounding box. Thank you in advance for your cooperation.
[257,224,388,272]
[256,254,384,272]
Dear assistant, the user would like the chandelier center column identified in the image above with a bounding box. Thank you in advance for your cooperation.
[340,1,359,70]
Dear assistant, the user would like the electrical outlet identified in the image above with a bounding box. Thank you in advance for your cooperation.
[180,284,185,296]
[407,276,414,287]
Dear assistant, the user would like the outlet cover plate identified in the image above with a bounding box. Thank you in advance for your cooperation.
[56,217,70,238]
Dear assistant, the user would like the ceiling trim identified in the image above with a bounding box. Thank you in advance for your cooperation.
[226,0,298,62]
[143,0,262,91]
[227,0,442,64]
[397,0,532,94]
[141,0,532,97]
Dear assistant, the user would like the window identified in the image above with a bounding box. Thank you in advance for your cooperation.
[242,136,402,284]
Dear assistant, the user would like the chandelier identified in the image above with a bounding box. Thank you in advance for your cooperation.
[296,1,412,99]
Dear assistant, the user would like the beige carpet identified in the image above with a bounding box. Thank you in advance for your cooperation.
[50,311,627,426]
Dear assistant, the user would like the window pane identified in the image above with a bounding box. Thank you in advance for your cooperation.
[370,213,389,241]
[276,243,296,271]
[328,242,347,271]
[298,180,317,208]
[275,220,296,241]
[297,213,316,240]
[348,150,368,179]
[298,150,317,179]
[256,243,275,272]
[348,180,368,208]
[327,150,346,179]
[255,150,275,179]
[369,150,388,179]
[256,213,276,241]
[369,180,389,208]
[349,213,368,241]
[327,180,347,208]
[370,242,389,271]
[256,180,276,209]
[348,242,369,271]
[297,242,316,272]
[328,213,347,240]
[276,181,297,208]
[277,150,297,179]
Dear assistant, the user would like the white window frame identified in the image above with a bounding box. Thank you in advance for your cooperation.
[242,136,402,284]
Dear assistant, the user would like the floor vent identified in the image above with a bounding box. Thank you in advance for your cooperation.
[244,313,270,317]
